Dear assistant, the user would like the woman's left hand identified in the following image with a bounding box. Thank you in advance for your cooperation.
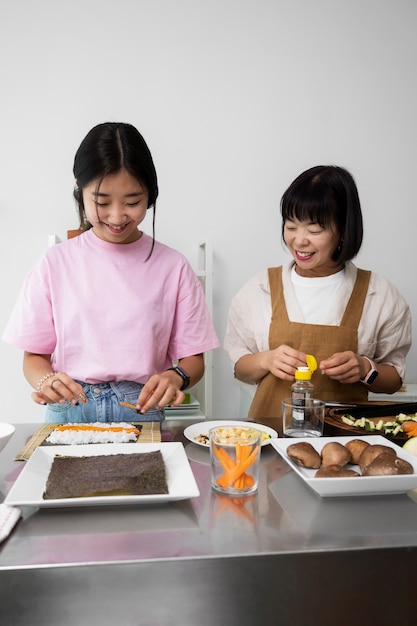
[136,355,204,413]
[319,351,365,384]
[136,373,185,413]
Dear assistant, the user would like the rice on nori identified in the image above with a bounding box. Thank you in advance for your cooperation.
[45,422,140,445]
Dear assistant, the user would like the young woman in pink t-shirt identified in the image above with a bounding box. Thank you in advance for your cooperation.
[3,122,219,422]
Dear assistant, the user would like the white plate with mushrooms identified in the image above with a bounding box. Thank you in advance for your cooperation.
[271,435,417,497]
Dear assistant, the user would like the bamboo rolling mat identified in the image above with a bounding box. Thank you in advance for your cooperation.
[15,421,161,461]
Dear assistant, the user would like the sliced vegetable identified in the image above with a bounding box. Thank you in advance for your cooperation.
[214,443,255,489]
[339,412,417,436]
[402,421,417,438]
[216,444,260,489]
[214,445,235,472]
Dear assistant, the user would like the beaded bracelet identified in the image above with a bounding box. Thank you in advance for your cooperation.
[36,372,56,392]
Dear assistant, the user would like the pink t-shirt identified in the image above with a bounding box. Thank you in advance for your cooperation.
[3,230,219,383]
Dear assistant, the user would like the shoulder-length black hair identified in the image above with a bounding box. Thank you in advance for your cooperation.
[280,165,363,265]
[73,122,158,254]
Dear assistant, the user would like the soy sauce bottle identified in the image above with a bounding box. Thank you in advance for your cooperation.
[291,355,317,422]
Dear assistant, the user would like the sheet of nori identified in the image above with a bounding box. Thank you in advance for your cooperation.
[43,450,168,499]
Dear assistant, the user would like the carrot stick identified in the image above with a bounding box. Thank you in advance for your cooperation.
[119,401,139,410]
[234,445,256,489]
[402,421,417,437]
[241,443,253,464]
[214,445,235,471]
[236,443,252,488]
[236,476,245,490]
[243,474,255,488]
[214,444,247,489]
[234,443,244,489]
[235,473,254,490]
[217,444,260,489]
[53,424,139,434]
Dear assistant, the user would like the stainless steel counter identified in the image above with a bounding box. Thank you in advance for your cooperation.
[1,421,417,626]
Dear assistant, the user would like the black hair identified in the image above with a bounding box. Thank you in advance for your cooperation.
[280,165,363,264]
[73,122,158,255]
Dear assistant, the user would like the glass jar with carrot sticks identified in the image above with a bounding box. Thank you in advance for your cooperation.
[209,426,262,495]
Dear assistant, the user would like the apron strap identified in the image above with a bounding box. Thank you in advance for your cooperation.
[340,269,371,327]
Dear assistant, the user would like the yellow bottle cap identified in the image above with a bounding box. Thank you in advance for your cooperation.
[295,367,312,380]
[306,354,317,373]
[295,355,318,379]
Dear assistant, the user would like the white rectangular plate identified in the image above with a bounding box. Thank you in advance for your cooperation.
[5,442,199,507]
[270,435,417,497]
[184,420,278,447]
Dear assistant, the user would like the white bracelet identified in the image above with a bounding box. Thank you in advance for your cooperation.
[36,372,56,392]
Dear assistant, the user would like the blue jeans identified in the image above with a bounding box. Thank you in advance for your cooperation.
[44,380,165,424]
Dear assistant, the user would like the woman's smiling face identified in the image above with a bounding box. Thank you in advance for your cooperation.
[283,217,341,277]
[82,168,149,244]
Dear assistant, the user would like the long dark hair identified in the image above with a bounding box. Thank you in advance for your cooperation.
[73,122,158,255]
[281,165,363,264]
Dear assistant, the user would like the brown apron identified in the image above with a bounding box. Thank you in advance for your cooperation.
[248,266,371,434]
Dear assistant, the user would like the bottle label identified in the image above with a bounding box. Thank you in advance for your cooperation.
[292,391,312,421]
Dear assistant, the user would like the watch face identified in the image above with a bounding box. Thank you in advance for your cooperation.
[367,369,379,384]
[174,366,190,390]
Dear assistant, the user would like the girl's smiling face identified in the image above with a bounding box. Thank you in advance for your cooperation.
[82,168,149,244]
[283,217,341,277]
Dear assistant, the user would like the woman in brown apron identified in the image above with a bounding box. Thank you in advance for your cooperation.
[224,165,411,435]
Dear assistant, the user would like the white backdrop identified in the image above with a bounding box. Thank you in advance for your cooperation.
[1,0,416,423]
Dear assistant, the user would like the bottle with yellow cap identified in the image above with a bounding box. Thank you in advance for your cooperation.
[291,355,317,423]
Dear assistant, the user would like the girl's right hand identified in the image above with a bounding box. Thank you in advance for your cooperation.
[261,345,308,381]
[235,345,307,385]
[32,372,88,406]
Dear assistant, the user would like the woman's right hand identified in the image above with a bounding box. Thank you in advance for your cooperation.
[31,371,88,406]
[235,345,307,384]
[24,352,88,406]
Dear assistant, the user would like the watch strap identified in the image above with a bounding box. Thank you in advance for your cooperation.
[166,366,190,391]
[360,357,379,385]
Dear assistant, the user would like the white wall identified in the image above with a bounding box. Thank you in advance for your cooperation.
[1,0,416,424]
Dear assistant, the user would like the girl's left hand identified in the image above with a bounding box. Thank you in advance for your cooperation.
[136,373,185,413]
[319,351,365,384]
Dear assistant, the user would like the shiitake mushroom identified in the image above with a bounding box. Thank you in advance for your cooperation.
[321,442,351,467]
[345,439,370,465]
[362,453,414,476]
[286,442,321,469]
[315,464,360,478]
[358,444,396,473]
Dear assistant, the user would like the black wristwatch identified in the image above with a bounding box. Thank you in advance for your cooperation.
[360,357,379,385]
[166,366,190,391]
